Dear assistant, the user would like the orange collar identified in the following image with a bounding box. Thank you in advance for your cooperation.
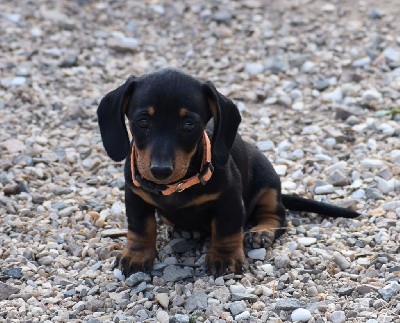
[130,131,214,196]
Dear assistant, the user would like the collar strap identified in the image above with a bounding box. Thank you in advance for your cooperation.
[130,131,214,196]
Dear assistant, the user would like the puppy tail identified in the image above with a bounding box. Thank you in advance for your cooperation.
[281,194,360,218]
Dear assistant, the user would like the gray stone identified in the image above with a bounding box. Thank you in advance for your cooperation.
[256,140,275,151]
[125,271,151,287]
[314,184,334,195]
[352,56,371,67]
[229,300,247,315]
[378,281,400,301]
[333,252,351,270]
[368,8,383,19]
[381,200,400,211]
[235,311,250,321]
[315,79,330,91]
[3,268,23,279]
[107,35,140,52]
[337,287,354,296]
[274,255,289,268]
[361,158,385,169]
[275,299,306,311]
[248,248,266,260]
[168,238,197,253]
[231,293,258,302]
[327,170,349,186]
[184,290,207,313]
[297,237,317,246]
[174,314,190,323]
[130,281,147,294]
[163,265,192,282]
[0,282,19,301]
[230,284,246,294]
[330,311,346,323]
[245,62,264,74]
[383,47,400,68]
[211,11,233,23]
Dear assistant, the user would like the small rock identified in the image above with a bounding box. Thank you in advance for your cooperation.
[131,281,147,294]
[214,276,224,286]
[330,310,346,323]
[301,125,320,134]
[107,35,140,52]
[257,140,275,151]
[275,299,306,311]
[248,248,266,260]
[231,293,258,302]
[174,314,189,323]
[275,255,289,268]
[337,287,354,296]
[333,252,351,270]
[101,228,127,238]
[322,87,343,103]
[291,308,312,322]
[230,284,246,294]
[315,79,330,91]
[368,8,383,19]
[168,238,197,253]
[245,62,264,74]
[155,293,169,309]
[235,310,250,321]
[229,300,247,315]
[0,282,19,301]
[184,290,207,313]
[352,56,371,67]
[59,51,79,68]
[361,158,385,169]
[314,184,334,195]
[297,237,317,246]
[378,281,400,301]
[3,268,23,279]
[362,89,383,109]
[211,10,233,23]
[156,310,169,323]
[163,265,192,282]
[274,165,288,176]
[125,272,151,287]
[260,264,274,275]
[327,170,349,186]
[383,47,400,68]
[390,150,400,163]
[1,139,26,153]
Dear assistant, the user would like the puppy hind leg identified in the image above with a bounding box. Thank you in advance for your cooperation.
[244,189,286,248]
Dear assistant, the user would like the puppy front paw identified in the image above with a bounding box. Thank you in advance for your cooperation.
[206,246,249,276]
[114,247,156,276]
[244,230,275,248]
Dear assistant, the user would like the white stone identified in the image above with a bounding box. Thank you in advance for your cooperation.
[351,189,365,199]
[248,248,266,260]
[230,284,246,294]
[381,200,400,211]
[245,62,264,74]
[235,311,250,321]
[257,140,275,151]
[297,237,317,246]
[260,264,274,275]
[282,181,296,190]
[390,150,400,163]
[361,158,385,169]
[292,101,304,110]
[314,184,334,194]
[113,268,125,281]
[275,165,287,176]
[156,310,169,323]
[301,125,321,134]
[291,308,312,322]
[155,293,169,309]
[322,87,343,103]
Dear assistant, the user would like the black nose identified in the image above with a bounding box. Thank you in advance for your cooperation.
[150,165,173,180]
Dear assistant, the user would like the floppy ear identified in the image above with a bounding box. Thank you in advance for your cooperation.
[203,81,241,167]
[97,76,136,162]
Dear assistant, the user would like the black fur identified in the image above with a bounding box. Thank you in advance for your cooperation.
[97,68,360,276]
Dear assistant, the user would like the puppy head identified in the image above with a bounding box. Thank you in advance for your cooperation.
[97,68,241,184]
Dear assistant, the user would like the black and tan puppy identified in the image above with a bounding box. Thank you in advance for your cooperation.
[97,69,359,276]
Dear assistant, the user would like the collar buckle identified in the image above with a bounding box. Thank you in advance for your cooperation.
[175,181,186,193]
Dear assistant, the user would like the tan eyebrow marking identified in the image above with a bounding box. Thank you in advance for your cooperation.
[147,107,155,116]
[179,108,188,117]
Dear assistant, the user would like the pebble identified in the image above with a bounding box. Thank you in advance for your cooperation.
[155,293,169,309]
[156,310,169,323]
[184,290,207,313]
[0,282,19,301]
[330,311,346,323]
[234,310,250,321]
[248,248,266,260]
[245,62,264,74]
[230,284,246,294]
[229,300,247,315]
[322,87,343,103]
[291,308,312,322]
[333,252,351,270]
[275,299,306,311]
[174,314,189,323]
[274,165,288,176]
[256,140,275,151]
[314,184,335,195]
[361,159,385,169]
[125,272,151,286]
[383,47,400,68]
[162,265,192,282]
[107,35,140,52]
[378,281,400,301]
[297,237,317,246]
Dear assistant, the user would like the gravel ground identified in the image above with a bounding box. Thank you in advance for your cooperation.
[1,0,400,322]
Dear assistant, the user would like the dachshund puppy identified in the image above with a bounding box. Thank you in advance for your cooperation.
[97,69,359,276]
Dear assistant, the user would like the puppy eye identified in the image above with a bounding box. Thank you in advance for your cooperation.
[137,118,149,128]
[183,121,195,131]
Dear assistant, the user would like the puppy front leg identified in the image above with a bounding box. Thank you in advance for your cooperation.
[206,195,248,276]
[115,186,157,276]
